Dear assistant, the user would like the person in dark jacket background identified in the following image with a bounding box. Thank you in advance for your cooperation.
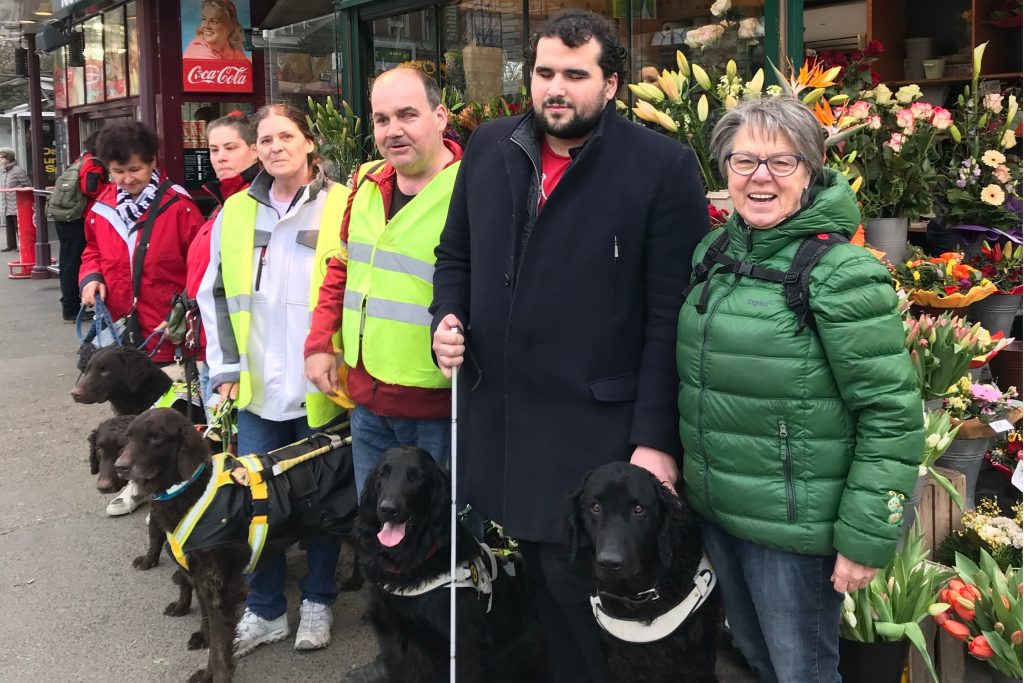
[677,96,923,683]
[430,10,708,682]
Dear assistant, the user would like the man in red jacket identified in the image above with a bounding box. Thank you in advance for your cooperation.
[56,132,108,322]
[305,66,460,503]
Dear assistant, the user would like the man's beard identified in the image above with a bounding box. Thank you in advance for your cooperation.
[533,96,605,140]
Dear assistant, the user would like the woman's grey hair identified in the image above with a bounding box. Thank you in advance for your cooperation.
[710,97,824,179]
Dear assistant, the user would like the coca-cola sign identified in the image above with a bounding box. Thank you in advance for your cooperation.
[180,0,253,93]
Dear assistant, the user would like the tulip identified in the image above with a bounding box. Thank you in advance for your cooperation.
[691,63,712,91]
[727,59,737,78]
[995,622,1005,633]
[929,602,951,617]
[843,593,856,612]
[968,635,995,659]
[1011,630,1022,645]
[939,619,970,641]
[953,602,976,622]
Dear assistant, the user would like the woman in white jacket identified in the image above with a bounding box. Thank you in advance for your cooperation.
[197,103,347,658]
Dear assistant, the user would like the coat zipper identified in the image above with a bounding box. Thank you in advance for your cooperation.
[779,420,796,523]
[696,225,752,515]
[612,235,619,313]
[254,245,267,291]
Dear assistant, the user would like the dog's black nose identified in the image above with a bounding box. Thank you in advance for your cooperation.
[378,499,399,520]
[597,552,624,574]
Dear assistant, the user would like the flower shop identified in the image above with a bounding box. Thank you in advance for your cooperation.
[295,2,1023,681]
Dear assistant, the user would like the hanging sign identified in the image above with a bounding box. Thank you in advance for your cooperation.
[181,0,252,93]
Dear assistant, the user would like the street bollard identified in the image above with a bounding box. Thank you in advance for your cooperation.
[7,188,36,279]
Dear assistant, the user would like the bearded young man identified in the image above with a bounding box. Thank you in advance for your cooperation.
[430,10,708,681]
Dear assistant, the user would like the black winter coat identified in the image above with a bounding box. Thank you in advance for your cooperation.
[430,103,709,543]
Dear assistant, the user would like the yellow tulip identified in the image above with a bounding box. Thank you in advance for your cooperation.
[676,50,690,79]
[727,60,737,78]
[692,64,712,91]
[655,111,679,132]
[659,70,681,103]
[697,94,709,122]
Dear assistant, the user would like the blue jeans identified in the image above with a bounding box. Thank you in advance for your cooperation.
[238,409,342,620]
[350,404,450,496]
[701,521,843,683]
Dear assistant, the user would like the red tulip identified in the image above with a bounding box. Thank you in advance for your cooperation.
[940,620,970,641]
[1011,630,1022,645]
[932,609,950,625]
[953,603,976,621]
[968,635,995,659]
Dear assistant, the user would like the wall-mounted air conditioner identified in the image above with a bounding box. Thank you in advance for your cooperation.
[803,1,866,52]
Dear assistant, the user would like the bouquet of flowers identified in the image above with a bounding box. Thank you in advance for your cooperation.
[813,39,884,101]
[932,550,1023,679]
[967,240,1023,294]
[707,203,730,226]
[893,248,998,308]
[942,378,1019,424]
[444,88,530,148]
[987,430,1022,474]
[903,311,998,400]
[840,522,951,683]
[935,43,1023,236]
[936,499,1023,568]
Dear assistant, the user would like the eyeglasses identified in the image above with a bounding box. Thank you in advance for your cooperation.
[726,152,805,177]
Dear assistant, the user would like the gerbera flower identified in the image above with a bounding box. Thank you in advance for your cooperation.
[981,184,1006,206]
[981,149,1006,167]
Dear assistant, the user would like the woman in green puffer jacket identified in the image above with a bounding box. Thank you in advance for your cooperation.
[676,97,923,683]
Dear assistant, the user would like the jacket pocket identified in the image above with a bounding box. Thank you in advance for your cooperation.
[778,420,796,523]
[589,373,637,402]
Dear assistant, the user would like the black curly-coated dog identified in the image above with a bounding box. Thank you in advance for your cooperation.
[358,447,549,683]
[71,346,174,415]
[566,462,721,683]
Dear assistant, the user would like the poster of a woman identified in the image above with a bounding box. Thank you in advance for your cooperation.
[183,0,249,61]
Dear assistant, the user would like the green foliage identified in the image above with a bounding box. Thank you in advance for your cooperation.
[306,96,370,184]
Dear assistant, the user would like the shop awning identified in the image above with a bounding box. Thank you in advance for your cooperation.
[260,0,336,30]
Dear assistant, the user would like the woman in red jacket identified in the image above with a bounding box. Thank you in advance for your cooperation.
[186,113,260,410]
[80,120,202,515]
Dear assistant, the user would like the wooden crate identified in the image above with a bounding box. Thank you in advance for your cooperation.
[907,467,968,683]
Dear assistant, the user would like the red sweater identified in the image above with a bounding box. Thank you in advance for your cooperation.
[305,140,462,419]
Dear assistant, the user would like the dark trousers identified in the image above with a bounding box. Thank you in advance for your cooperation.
[56,219,86,317]
[4,214,16,250]
[520,541,610,683]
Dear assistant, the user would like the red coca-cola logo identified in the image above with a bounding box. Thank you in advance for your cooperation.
[186,65,248,85]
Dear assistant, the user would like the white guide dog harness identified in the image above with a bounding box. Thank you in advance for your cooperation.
[590,554,717,643]
[382,542,500,613]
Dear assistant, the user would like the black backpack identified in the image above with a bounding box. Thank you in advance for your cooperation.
[685,230,848,335]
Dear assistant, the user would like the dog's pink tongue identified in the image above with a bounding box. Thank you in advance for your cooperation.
[377,521,407,547]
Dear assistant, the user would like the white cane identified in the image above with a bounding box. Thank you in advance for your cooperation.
[449,328,460,683]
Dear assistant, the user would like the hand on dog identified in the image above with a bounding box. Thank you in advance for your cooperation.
[305,352,339,394]
[432,314,465,379]
[81,281,106,305]
[630,445,678,495]
[831,553,878,593]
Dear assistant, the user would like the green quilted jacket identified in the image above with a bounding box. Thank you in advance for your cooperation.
[676,169,923,568]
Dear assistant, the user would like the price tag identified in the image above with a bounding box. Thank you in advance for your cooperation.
[1013,461,1023,493]
[988,419,1015,434]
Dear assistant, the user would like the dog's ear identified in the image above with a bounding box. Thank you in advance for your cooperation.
[118,348,152,393]
[175,413,211,480]
[88,428,100,475]
[427,456,452,530]
[358,462,381,521]
[564,471,592,562]
[655,481,680,570]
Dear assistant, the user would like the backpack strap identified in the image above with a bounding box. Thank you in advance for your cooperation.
[683,231,730,314]
[785,232,848,335]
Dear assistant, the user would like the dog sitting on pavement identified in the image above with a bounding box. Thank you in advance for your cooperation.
[115,407,358,683]
[565,462,721,683]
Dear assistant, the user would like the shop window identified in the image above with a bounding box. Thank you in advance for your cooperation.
[104,8,127,100]
[630,0,765,86]
[67,29,85,108]
[180,102,255,188]
[264,14,343,111]
[127,2,140,95]
[83,15,105,104]
[442,0,526,101]
[53,47,67,110]
[370,8,439,75]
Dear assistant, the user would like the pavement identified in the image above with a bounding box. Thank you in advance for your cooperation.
[0,253,994,683]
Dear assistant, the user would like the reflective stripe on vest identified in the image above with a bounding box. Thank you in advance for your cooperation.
[218,183,349,427]
[340,161,458,389]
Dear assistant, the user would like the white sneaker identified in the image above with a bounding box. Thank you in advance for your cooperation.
[294,599,332,651]
[233,608,289,657]
[106,481,146,516]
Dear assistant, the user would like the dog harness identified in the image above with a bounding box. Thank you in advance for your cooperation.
[381,542,499,613]
[160,431,353,574]
[589,554,717,644]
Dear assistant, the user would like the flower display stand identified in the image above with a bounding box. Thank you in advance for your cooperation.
[904,467,967,683]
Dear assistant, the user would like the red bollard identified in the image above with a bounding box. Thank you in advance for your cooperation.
[8,188,35,279]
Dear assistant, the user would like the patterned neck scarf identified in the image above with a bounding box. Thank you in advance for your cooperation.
[115,170,161,232]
